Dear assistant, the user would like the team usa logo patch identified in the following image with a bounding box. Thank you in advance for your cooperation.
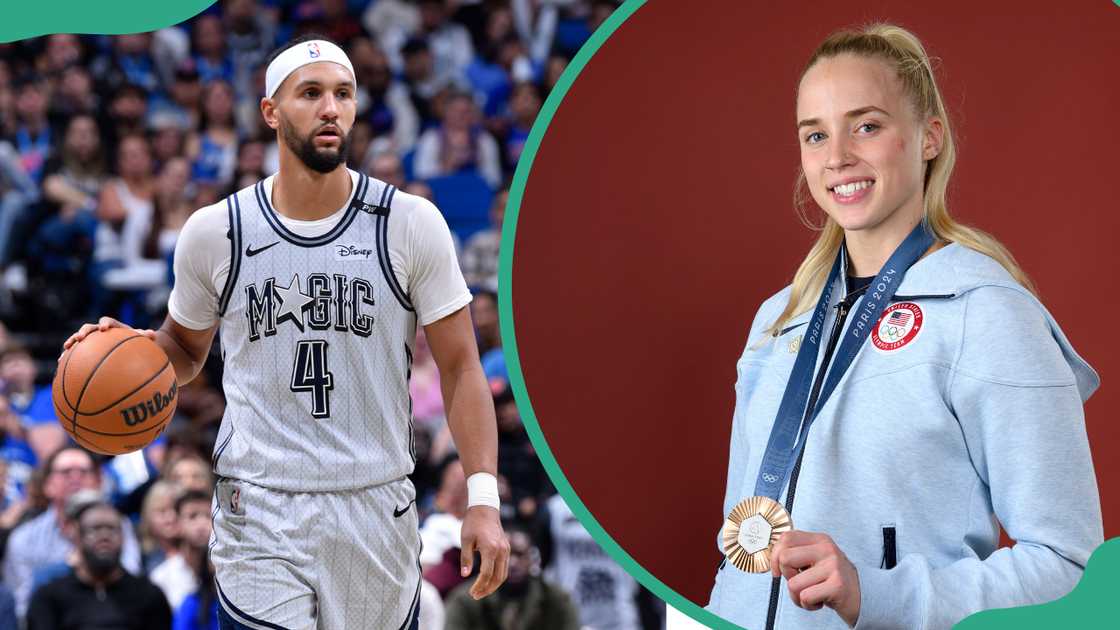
[871,301,923,352]
[307,42,321,58]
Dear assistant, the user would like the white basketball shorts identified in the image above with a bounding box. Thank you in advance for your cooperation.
[210,475,422,630]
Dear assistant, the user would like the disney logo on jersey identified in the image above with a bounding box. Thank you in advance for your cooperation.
[334,243,375,260]
[245,272,376,341]
[120,381,178,426]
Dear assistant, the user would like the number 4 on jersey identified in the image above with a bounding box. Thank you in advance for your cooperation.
[291,340,334,418]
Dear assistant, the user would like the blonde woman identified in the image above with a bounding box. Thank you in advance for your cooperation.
[138,480,181,574]
[707,24,1102,630]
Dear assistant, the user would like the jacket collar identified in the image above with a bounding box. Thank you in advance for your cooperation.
[830,241,961,309]
[783,241,1098,402]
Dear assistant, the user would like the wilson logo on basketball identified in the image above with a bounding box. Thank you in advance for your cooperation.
[120,381,178,426]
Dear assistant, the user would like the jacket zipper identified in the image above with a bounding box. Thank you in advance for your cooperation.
[764,289,860,630]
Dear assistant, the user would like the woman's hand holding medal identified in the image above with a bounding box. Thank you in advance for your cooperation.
[769,530,862,627]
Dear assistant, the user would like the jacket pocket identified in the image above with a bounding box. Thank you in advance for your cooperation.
[880,526,897,569]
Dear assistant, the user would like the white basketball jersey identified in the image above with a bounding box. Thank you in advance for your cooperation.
[213,173,419,492]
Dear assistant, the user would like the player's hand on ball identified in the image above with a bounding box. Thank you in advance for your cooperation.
[460,505,509,600]
[769,529,861,627]
[60,316,156,359]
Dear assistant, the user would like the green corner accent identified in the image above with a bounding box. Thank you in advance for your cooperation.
[496,1,1119,629]
[0,0,217,42]
[955,537,1119,629]
[497,1,742,628]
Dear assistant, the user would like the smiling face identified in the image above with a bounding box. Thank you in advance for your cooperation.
[797,54,941,238]
[264,61,356,174]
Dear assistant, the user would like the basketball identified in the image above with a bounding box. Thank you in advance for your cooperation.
[52,327,178,455]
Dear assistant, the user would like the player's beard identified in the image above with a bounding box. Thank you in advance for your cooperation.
[280,115,350,174]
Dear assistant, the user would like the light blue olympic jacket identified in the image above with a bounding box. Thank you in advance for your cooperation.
[706,242,1103,630]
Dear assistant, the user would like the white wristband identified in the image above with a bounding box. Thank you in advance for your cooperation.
[466,472,500,510]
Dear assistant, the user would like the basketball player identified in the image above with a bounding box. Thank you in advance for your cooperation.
[62,35,509,629]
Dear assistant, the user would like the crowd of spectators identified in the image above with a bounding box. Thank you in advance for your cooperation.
[0,0,665,629]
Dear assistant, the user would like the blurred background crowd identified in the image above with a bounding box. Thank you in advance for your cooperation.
[0,0,666,628]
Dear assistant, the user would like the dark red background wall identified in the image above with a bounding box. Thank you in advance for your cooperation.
[511,0,1120,605]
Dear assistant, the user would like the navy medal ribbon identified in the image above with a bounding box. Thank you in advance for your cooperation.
[751,220,936,500]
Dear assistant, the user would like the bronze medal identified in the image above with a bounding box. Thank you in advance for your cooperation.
[722,496,793,573]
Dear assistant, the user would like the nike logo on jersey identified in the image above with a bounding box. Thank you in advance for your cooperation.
[245,241,280,257]
[393,500,415,518]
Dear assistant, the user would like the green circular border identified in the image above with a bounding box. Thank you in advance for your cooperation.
[496,1,740,627]
[0,0,217,42]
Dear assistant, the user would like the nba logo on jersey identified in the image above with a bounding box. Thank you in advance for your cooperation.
[217,479,246,515]
[307,42,321,58]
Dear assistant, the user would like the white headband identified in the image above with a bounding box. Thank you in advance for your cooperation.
[265,40,356,99]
